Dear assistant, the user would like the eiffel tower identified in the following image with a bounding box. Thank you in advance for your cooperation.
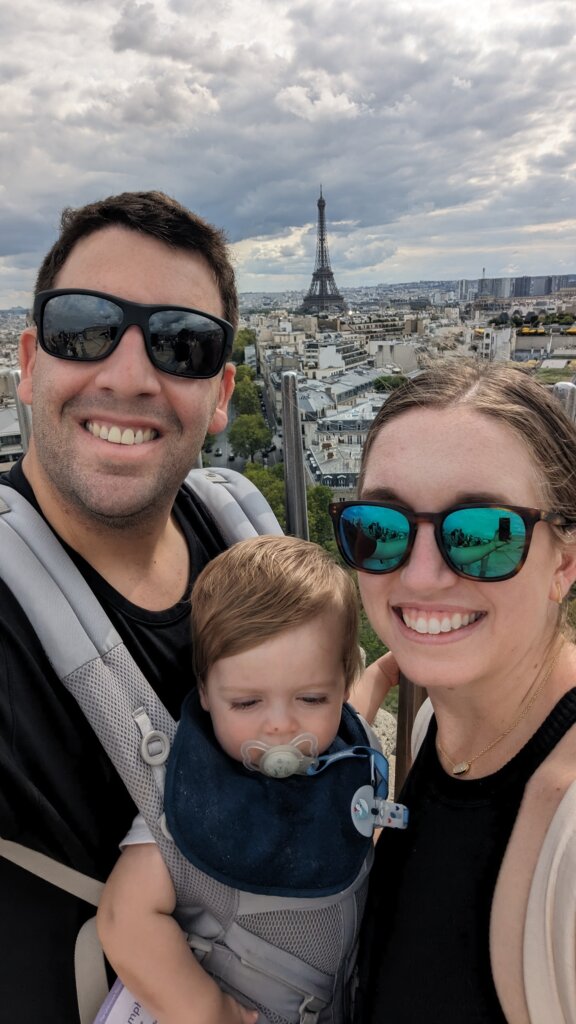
[299,188,345,314]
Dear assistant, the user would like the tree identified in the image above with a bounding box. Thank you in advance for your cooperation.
[235,364,255,383]
[232,328,257,365]
[306,484,335,546]
[233,377,260,416]
[242,470,336,544]
[373,375,407,393]
[229,414,272,461]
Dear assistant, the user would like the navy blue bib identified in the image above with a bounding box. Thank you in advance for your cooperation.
[164,691,373,897]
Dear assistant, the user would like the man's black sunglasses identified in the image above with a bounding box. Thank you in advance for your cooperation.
[32,289,235,380]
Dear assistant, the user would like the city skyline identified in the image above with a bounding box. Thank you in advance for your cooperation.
[1,0,576,307]
[4,270,576,315]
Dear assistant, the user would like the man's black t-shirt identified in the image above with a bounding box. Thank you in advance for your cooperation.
[0,460,227,1022]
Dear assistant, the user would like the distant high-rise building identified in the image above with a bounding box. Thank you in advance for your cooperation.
[530,276,552,297]
[299,188,345,314]
[512,276,531,298]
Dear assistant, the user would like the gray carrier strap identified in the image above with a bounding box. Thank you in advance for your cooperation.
[0,838,108,1024]
[0,472,281,1019]
[0,470,282,879]
[0,474,279,892]
[0,838,103,905]
[0,487,176,853]
[190,867,368,1022]
[0,486,122,680]
[184,467,283,544]
[0,469,282,678]
[0,477,356,1024]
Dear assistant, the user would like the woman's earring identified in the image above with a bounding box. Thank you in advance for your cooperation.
[555,581,564,605]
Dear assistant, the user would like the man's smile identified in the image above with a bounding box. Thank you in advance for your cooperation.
[85,420,159,445]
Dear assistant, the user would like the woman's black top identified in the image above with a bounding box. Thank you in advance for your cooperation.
[356,689,576,1024]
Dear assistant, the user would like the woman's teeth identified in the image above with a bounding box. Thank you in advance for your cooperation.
[401,610,482,634]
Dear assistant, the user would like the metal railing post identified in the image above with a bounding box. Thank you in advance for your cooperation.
[394,676,427,797]
[553,381,576,422]
[281,371,309,540]
[8,369,32,453]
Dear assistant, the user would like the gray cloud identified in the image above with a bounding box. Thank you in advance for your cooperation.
[1,0,575,305]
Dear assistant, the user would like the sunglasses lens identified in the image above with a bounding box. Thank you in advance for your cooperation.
[442,507,526,579]
[41,294,122,359]
[38,293,230,378]
[148,310,227,378]
[336,505,410,573]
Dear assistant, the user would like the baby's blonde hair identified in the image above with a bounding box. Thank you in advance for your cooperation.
[192,535,362,688]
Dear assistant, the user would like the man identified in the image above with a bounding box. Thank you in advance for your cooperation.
[0,191,238,1021]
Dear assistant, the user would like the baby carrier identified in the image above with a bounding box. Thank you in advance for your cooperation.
[0,469,405,1024]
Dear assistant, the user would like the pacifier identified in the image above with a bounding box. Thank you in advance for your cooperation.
[241,733,319,778]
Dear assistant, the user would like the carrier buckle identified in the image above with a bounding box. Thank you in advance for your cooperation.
[132,706,171,798]
[299,995,324,1024]
[186,932,214,963]
[133,706,170,765]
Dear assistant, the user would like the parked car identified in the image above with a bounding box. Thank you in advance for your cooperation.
[214,447,223,457]
[204,444,213,453]
[228,453,235,461]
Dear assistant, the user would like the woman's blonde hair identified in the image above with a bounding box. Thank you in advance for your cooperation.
[191,535,362,687]
[360,360,576,515]
[360,359,576,630]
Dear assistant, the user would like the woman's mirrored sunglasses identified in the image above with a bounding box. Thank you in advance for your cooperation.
[33,289,235,380]
[329,501,573,582]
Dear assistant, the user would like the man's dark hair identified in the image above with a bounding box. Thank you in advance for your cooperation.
[35,190,238,328]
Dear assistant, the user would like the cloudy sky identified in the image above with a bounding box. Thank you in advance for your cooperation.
[1,0,576,306]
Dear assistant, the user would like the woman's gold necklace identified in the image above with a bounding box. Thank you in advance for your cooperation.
[436,648,561,777]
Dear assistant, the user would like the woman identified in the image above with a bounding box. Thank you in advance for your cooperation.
[332,361,576,1024]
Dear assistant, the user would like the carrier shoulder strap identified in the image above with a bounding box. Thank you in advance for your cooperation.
[0,472,281,1021]
[0,468,283,852]
[0,836,108,1024]
[0,469,282,678]
[0,837,103,905]
[182,466,284,543]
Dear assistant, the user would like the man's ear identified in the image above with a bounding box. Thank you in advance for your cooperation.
[18,327,37,406]
[208,363,235,436]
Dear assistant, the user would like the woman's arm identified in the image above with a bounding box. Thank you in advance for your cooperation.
[351,650,399,723]
[97,843,258,1024]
